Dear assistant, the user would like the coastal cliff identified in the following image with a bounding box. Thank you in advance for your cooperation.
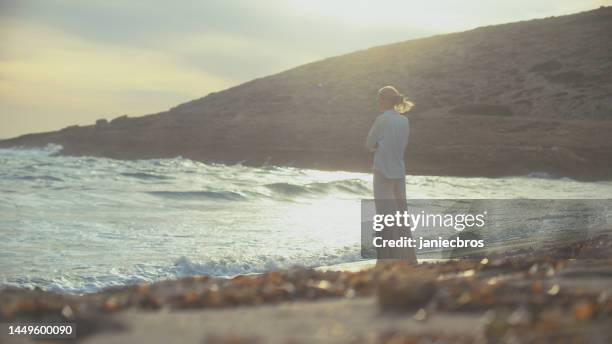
[2,7,611,180]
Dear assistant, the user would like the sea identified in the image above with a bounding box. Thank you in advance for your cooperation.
[1,145,611,294]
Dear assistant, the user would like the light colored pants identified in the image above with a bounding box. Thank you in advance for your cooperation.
[373,169,407,213]
[372,169,417,263]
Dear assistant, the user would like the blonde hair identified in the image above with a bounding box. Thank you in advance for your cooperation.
[378,85,414,113]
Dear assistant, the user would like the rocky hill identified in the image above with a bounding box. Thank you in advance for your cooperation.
[2,7,612,180]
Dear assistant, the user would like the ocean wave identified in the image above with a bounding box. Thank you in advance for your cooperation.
[527,171,554,179]
[147,190,247,201]
[1,246,363,294]
[14,175,64,182]
[265,179,370,197]
[120,172,172,180]
[310,179,370,194]
[0,144,62,157]
[2,272,156,295]
[168,247,362,277]
[265,182,313,195]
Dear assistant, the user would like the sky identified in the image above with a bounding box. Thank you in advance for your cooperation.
[1,0,610,138]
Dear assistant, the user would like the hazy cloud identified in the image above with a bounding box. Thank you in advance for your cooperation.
[1,0,610,137]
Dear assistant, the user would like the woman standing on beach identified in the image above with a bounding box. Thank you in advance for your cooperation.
[366,85,417,263]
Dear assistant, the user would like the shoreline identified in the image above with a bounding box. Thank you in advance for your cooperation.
[1,226,609,297]
[2,234,611,343]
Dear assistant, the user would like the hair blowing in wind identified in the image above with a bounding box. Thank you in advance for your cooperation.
[378,85,414,113]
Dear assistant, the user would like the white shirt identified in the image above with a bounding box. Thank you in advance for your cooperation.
[365,110,409,179]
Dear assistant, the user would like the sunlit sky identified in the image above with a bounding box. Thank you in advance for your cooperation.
[1,0,610,138]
